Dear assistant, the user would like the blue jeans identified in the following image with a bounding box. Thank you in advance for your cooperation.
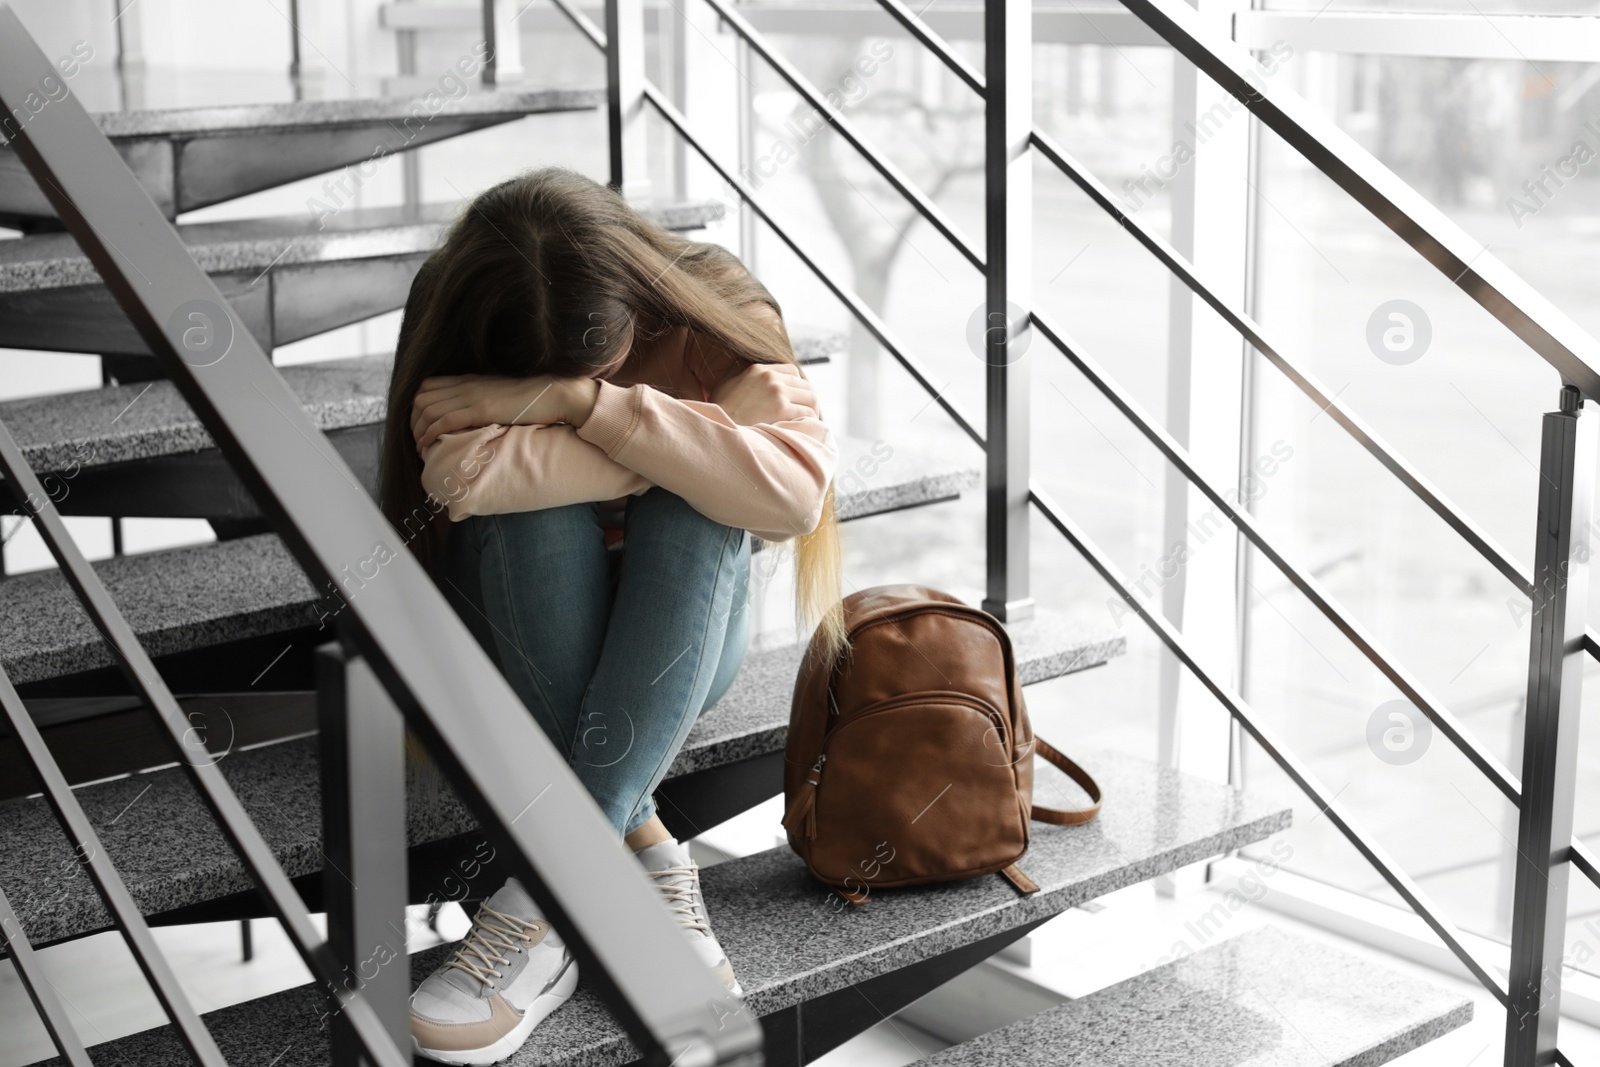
[442,488,754,836]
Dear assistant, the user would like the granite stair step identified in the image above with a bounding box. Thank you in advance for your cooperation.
[20,748,1288,1067]
[0,607,1123,948]
[2,340,843,499]
[0,403,1049,682]
[921,926,1473,1066]
[0,87,605,226]
[0,200,725,357]
[0,365,950,526]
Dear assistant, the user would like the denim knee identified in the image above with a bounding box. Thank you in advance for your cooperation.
[625,487,743,544]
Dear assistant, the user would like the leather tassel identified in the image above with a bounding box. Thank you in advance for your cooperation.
[783,781,818,839]
[783,758,824,840]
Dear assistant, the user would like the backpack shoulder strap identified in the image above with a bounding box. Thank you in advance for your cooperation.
[1030,736,1102,825]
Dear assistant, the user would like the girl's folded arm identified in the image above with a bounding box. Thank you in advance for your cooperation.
[573,379,838,542]
[420,422,654,520]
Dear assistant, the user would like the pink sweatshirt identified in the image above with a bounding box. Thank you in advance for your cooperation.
[419,360,838,544]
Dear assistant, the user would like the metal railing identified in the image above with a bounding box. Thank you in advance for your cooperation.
[2,0,1593,1063]
[581,0,1597,1062]
[0,6,758,1067]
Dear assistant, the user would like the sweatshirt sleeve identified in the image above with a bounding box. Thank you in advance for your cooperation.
[420,422,654,521]
[575,379,838,543]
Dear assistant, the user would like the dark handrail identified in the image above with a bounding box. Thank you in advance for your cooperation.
[1029,41,1600,900]
[1120,0,1600,399]
[1030,125,1600,665]
[867,0,1600,666]
[1030,306,1600,895]
[0,8,755,1065]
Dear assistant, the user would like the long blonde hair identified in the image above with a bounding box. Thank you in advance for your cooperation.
[379,167,847,660]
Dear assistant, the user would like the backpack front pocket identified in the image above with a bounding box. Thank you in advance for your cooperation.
[798,693,1029,891]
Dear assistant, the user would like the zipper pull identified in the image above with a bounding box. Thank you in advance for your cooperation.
[783,755,825,840]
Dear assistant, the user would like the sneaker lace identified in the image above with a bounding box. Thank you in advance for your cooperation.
[649,863,709,934]
[445,905,548,990]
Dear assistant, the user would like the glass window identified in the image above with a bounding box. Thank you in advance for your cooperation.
[1238,44,1600,977]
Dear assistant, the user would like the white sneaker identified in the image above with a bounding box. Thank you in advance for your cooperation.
[410,879,578,1065]
[634,838,744,997]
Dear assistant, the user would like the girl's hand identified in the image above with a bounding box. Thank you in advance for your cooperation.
[413,374,572,451]
[709,363,818,427]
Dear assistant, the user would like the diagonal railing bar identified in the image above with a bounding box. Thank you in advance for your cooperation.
[1032,310,1523,799]
[0,418,403,1067]
[0,637,227,1067]
[549,0,606,47]
[695,0,987,273]
[547,0,601,46]
[1032,121,1600,897]
[0,10,756,1066]
[643,80,985,447]
[1575,841,1600,885]
[1119,0,1600,400]
[1029,128,1540,610]
[0,884,93,1067]
[1027,482,1510,1004]
[870,0,985,96]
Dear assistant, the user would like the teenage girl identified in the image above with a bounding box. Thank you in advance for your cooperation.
[379,167,847,1064]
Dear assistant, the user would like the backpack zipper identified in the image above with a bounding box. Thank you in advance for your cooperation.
[825,689,1008,738]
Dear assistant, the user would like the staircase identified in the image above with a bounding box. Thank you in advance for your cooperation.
[0,5,1501,1067]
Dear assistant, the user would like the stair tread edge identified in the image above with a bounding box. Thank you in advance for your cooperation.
[21,748,1291,1067]
[922,925,1473,1067]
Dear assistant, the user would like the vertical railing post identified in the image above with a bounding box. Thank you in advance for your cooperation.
[1155,0,1252,893]
[981,0,1034,623]
[663,0,689,201]
[395,6,422,212]
[318,643,410,1067]
[288,0,302,82]
[606,0,651,203]
[735,25,759,267]
[1505,383,1594,1066]
[111,0,147,111]
[481,0,524,86]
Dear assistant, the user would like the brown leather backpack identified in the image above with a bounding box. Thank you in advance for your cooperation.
[781,584,1101,904]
